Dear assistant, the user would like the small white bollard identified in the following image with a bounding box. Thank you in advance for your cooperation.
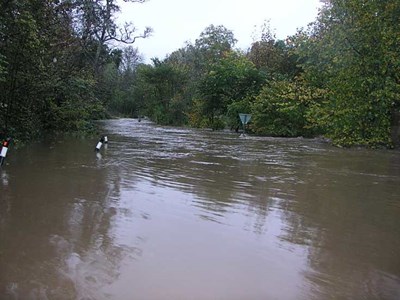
[95,136,105,152]
[0,138,11,167]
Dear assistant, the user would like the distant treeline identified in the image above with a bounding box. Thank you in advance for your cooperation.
[1,0,399,147]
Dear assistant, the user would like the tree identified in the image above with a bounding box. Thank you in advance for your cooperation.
[132,59,188,125]
[195,51,264,129]
[251,78,326,137]
[195,24,237,57]
[73,0,152,72]
[120,46,142,73]
[105,46,143,116]
[297,0,400,147]
[193,24,237,73]
[0,1,51,138]
[248,22,301,79]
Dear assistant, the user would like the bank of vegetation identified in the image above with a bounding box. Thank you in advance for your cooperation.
[1,0,399,147]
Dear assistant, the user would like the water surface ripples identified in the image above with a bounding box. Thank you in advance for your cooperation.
[1,118,399,300]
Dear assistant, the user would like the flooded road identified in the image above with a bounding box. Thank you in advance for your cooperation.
[1,118,400,300]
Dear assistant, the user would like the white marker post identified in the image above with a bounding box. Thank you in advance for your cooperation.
[95,136,105,152]
[239,113,252,136]
[0,138,11,167]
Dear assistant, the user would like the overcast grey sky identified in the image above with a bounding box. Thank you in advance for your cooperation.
[118,0,322,62]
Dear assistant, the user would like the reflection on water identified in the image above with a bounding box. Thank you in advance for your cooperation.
[0,118,399,299]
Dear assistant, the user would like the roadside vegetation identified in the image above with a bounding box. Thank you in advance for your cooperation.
[1,0,399,147]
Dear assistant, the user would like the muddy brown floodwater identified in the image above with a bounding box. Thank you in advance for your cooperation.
[0,118,400,300]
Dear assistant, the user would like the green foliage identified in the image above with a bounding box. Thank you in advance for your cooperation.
[248,21,301,79]
[0,0,150,140]
[251,78,325,137]
[104,47,144,117]
[195,24,237,65]
[43,75,105,132]
[194,51,264,129]
[132,60,189,125]
[0,54,7,82]
[0,1,46,138]
[296,0,400,147]
[1,0,398,149]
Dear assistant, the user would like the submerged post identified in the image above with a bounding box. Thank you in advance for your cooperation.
[95,136,105,152]
[239,113,252,136]
[0,138,11,167]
